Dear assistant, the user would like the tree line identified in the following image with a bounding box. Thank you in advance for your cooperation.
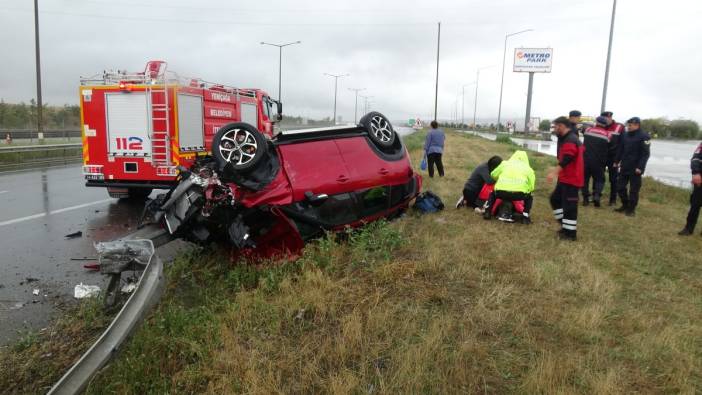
[0,100,80,129]
[539,117,700,139]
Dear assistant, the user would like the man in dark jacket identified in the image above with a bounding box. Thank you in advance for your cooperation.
[456,155,502,209]
[569,110,582,136]
[548,116,585,241]
[582,116,611,207]
[678,142,702,235]
[602,111,625,205]
[614,117,651,216]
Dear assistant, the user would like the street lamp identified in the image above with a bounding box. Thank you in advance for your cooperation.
[497,29,533,131]
[260,40,301,102]
[474,65,495,131]
[324,73,349,124]
[360,94,373,115]
[601,0,617,112]
[348,88,366,123]
[461,82,476,128]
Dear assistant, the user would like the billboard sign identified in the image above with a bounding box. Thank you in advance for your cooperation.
[514,48,553,73]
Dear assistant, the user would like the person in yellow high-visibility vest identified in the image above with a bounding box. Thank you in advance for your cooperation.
[483,150,536,224]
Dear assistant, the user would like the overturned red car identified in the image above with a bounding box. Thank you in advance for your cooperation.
[148,112,422,258]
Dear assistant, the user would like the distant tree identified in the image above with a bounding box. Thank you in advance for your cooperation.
[641,118,669,138]
[669,119,700,139]
[538,119,551,131]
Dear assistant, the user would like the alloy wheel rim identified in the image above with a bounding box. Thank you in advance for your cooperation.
[370,115,392,143]
[218,128,258,166]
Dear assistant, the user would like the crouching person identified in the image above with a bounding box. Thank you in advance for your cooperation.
[548,116,585,241]
[456,155,503,211]
[483,150,535,224]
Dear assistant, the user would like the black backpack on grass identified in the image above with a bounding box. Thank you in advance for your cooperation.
[413,191,445,213]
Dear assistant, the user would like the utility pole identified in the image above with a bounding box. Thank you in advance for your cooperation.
[33,0,44,142]
[497,29,533,132]
[434,22,441,121]
[324,73,349,124]
[473,65,494,131]
[260,41,301,103]
[601,0,617,112]
[360,95,373,115]
[348,88,366,123]
[461,83,475,128]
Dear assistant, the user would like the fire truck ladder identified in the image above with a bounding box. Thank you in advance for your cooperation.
[147,61,170,165]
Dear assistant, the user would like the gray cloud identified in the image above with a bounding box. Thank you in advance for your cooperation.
[1,0,700,125]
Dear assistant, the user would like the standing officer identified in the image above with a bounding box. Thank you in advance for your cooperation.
[678,142,702,235]
[582,116,611,207]
[602,111,624,205]
[547,116,585,241]
[569,110,582,136]
[614,117,651,216]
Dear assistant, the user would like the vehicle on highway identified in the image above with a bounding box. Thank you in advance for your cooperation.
[147,111,422,259]
[79,60,281,199]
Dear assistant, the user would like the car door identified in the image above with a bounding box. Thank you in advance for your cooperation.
[335,136,409,190]
[277,140,354,203]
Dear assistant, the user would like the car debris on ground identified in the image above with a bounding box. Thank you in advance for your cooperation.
[65,231,83,239]
[74,283,101,299]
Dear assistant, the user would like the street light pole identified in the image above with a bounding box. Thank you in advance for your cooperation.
[33,0,43,142]
[360,95,373,115]
[260,40,301,102]
[601,0,617,112]
[348,88,366,123]
[497,29,533,132]
[473,65,494,131]
[461,82,475,128]
[324,73,349,124]
[434,22,441,121]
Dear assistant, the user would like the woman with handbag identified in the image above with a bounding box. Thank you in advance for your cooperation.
[423,120,446,178]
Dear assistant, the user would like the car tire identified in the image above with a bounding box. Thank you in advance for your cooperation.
[360,111,396,148]
[212,123,268,172]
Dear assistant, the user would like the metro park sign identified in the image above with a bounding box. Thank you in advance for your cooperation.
[513,48,553,73]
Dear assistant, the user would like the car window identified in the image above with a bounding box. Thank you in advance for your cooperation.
[389,178,416,206]
[357,186,390,217]
[317,193,357,225]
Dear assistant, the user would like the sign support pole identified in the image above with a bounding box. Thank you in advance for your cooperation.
[524,72,534,132]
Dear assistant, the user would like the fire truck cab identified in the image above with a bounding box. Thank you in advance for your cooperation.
[79,60,282,199]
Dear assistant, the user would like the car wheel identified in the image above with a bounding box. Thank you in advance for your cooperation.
[360,111,396,148]
[212,123,268,172]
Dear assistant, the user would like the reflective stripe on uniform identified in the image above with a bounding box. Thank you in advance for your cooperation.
[562,224,577,230]
[562,219,577,225]
[553,208,563,220]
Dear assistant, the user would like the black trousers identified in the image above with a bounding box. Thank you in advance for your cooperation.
[487,190,533,215]
[427,153,444,177]
[606,161,618,203]
[462,187,480,207]
[550,182,579,236]
[617,173,642,210]
[583,162,606,201]
[685,185,702,232]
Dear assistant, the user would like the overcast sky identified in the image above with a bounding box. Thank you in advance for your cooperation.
[1,0,701,125]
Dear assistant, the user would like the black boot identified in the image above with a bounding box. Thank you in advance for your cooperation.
[614,202,628,213]
[678,227,693,236]
[608,197,616,206]
[557,229,577,241]
[582,199,590,207]
[593,200,601,208]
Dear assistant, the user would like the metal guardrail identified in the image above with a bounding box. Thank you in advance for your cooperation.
[0,143,82,172]
[1,129,81,140]
[48,225,173,395]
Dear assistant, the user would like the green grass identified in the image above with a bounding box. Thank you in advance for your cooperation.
[2,131,701,394]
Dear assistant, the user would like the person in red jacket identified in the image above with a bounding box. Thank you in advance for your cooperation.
[547,116,585,241]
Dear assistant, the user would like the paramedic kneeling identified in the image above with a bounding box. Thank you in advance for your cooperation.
[483,150,536,224]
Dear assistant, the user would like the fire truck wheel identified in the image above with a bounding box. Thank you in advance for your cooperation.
[212,123,268,172]
[360,111,396,148]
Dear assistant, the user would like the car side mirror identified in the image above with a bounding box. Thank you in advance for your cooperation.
[305,191,328,206]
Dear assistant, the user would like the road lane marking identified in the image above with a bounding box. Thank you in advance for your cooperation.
[0,191,8,194]
[0,198,113,227]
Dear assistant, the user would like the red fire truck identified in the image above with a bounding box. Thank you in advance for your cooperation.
[79,60,282,198]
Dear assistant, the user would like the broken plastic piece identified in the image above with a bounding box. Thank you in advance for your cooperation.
[74,283,101,299]
[65,231,83,239]
[94,239,154,275]
[83,263,100,271]
[121,282,137,294]
[32,289,40,296]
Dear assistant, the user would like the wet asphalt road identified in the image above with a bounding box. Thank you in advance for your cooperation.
[0,128,419,345]
[0,165,184,345]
